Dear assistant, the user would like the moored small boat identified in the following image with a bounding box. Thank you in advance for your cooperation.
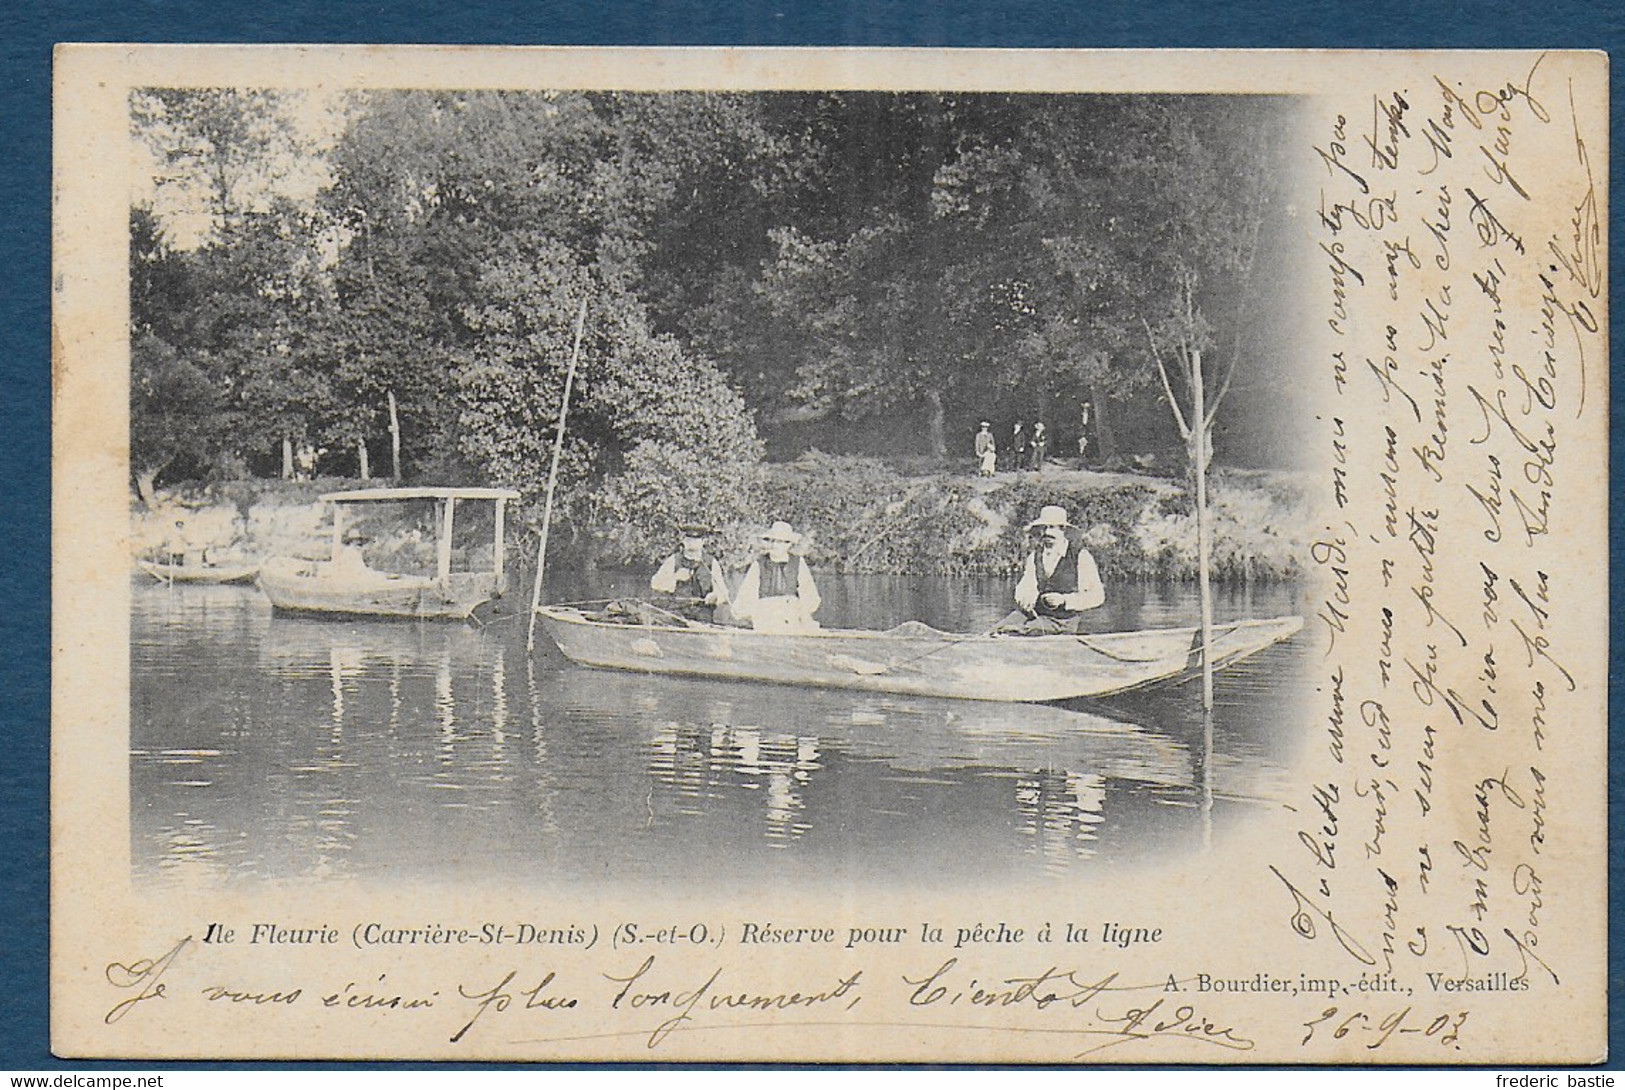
[258,486,521,621]
[535,605,1304,703]
[137,558,261,585]
[258,557,503,620]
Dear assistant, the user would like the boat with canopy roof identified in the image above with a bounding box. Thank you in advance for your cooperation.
[258,486,521,620]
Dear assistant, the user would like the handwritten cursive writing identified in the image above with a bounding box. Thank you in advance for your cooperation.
[104,936,190,1025]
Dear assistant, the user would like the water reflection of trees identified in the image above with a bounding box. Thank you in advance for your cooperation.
[611,672,1190,870]
[139,617,1198,884]
[649,722,822,843]
[1015,770,1109,872]
[640,714,1128,871]
[137,611,523,883]
[133,587,1303,885]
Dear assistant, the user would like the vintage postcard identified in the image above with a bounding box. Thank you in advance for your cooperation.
[52,46,1607,1062]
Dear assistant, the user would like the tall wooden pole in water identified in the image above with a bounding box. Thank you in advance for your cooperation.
[527,298,589,653]
[1192,347,1215,711]
[1193,349,1215,851]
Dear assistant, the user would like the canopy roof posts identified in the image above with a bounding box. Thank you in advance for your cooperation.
[331,503,345,561]
[437,496,456,584]
[493,498,506,585]
[319,487,519,582]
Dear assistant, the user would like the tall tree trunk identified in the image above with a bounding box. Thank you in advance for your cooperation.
[357,437,371,481]
[1086,377,1118,461]
[134,468,159,507]
[281,436,294,480]
[924,388,947,460]
[387,389,402,482]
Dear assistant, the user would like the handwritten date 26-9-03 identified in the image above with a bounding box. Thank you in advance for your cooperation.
[1302,1005,1469,1051]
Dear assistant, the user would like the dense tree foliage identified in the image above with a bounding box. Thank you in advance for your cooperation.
[310,90,767,535]
[130,88,1299,527]
[676,94,1297,462]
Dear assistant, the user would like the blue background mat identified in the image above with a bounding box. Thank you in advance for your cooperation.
[5,0,1620,1069]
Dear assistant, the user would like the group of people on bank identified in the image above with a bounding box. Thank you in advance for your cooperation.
[647,503,1102,637]
[975,420,1054,477]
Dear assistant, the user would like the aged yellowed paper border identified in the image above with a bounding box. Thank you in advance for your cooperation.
[53,46,1607,1062]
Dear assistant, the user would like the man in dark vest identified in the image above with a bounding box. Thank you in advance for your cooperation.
[1029,420,1049,472]
[995,504,1105,635]
[650,523,730,623]
[733,520,821,632]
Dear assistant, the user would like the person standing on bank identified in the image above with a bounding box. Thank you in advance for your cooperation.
[732,521,821,632]
[974,421,997,477]
[1029,420,1049,472]
[650,523,730,622]
[995,505,1105,635]
[1010,421,1028,473]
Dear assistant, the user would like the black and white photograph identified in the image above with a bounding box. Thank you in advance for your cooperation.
[125,84,1315,890]
[51,46,1607,1063]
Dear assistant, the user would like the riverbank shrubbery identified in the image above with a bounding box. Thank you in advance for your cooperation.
[590,451,1309,580]
[745,452,975,574]
[590,449,957,571]
[130,476,504,573]
[133,458,1312,582]
[1130,471,1310,581]
[980,474,1169,578]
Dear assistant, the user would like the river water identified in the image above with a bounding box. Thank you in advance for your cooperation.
[131,573,1312,892]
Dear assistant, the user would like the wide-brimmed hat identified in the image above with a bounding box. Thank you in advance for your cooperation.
[1026,504,1072,530]
[762,520,800,544]
[676,522,715,538]
[978,421,991,428]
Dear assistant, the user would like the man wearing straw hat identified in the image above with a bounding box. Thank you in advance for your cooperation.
[650,523,731,623]
[995,504,1105,635]
[732,520,821,632]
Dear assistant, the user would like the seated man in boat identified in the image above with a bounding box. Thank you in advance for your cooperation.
[330,534,373,578]
[995,504,1105,635]
[649,523,731,623]
[732,521,821,632]
[327,532,397,584]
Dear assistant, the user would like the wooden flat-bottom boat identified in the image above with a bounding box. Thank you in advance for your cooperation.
[258,557,505,620]
[256,486,521,622]
[535,606,1304,703]
[137,559,260,585]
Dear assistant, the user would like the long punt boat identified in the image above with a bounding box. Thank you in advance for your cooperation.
[534,605,1303,703]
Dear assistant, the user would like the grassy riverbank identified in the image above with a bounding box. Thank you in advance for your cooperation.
[134,457,1313,582]
[676,453,1310,580]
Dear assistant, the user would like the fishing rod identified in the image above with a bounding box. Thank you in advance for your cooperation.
[526,298,590,654]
